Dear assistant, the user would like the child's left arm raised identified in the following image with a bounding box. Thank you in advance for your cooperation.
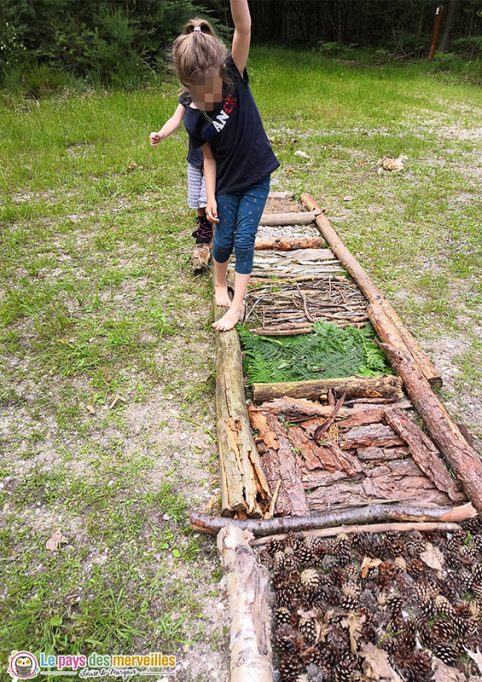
[230,0,251,75]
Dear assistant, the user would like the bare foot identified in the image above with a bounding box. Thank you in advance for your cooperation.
[212,305,244,331]
[215,283,231,307]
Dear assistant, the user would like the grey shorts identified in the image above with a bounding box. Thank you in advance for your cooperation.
[187,163,207,209]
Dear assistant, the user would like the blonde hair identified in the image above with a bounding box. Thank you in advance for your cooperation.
[172,18,232,90]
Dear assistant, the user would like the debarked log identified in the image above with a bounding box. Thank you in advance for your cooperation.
[217,526,273,681]
[259,210,320,226]
[251,375,404,403]
[189,502,477,536]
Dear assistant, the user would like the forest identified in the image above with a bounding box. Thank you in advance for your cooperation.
[0,0,481,87]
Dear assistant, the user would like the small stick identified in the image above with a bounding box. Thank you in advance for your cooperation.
[250,521,462,546]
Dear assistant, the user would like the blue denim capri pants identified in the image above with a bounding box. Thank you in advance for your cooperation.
[213,174,271,275]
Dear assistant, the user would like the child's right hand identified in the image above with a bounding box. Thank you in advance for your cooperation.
[149,132,163,146]
[206,199,219,224]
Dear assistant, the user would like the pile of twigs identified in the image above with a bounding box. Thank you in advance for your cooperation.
[244,278,369,333]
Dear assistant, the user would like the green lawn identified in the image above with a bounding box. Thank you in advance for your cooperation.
[0,46,481,680]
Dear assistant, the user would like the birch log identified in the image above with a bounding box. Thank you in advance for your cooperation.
[217,526,273,682]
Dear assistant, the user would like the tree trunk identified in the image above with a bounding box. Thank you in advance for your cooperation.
[440,0,458,52]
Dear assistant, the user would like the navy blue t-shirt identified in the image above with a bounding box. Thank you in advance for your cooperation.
[183,54,280,195]
[179,92,204,169]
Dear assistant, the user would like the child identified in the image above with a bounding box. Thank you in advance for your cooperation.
[172,3,280,331]
[149,77,214,244]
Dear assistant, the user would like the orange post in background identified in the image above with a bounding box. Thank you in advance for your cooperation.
[428,5,444,61]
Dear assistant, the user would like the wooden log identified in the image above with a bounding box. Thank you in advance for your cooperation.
[189,502,477,536]
[384,408,465,502]
[254,236,325,251]
[191,242,211,272]
[214,281,272,518]
[259,210,319,226]
[370,326,482,511]
[251,375,404,402]
[217,526,273,681]
[248,409,310,516]
[249,395,412,422]
[251,325,314,336]
[300,192,442,387]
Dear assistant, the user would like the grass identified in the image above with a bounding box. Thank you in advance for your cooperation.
[0,45,481,678]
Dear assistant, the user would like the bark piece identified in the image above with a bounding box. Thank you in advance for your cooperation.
[287,425,363,475]
[384,408,465,502]
[248,408,309,517]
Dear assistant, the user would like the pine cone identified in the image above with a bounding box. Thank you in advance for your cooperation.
[284,546,302,572]
[275,606,294,627]
[299,617,317,646]
[279,652,305,682]
[433,643,459,666]
[401,651,432,682]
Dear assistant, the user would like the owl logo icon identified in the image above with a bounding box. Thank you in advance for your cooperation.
[7,651,39,679]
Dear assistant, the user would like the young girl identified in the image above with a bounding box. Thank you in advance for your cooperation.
[149,39,217,245]
[172,2,279,331]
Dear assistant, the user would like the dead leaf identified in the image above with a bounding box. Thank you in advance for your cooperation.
[342,611,365,654]
[360,642,402,681]
[432,657,465,681]
[46,529,68,552]
[294,150,311,160]
[360,556,382,578]
[466,648,482,674]
[420,543,444,571]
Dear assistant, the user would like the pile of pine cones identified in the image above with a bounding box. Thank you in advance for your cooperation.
[258,516,482,682]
